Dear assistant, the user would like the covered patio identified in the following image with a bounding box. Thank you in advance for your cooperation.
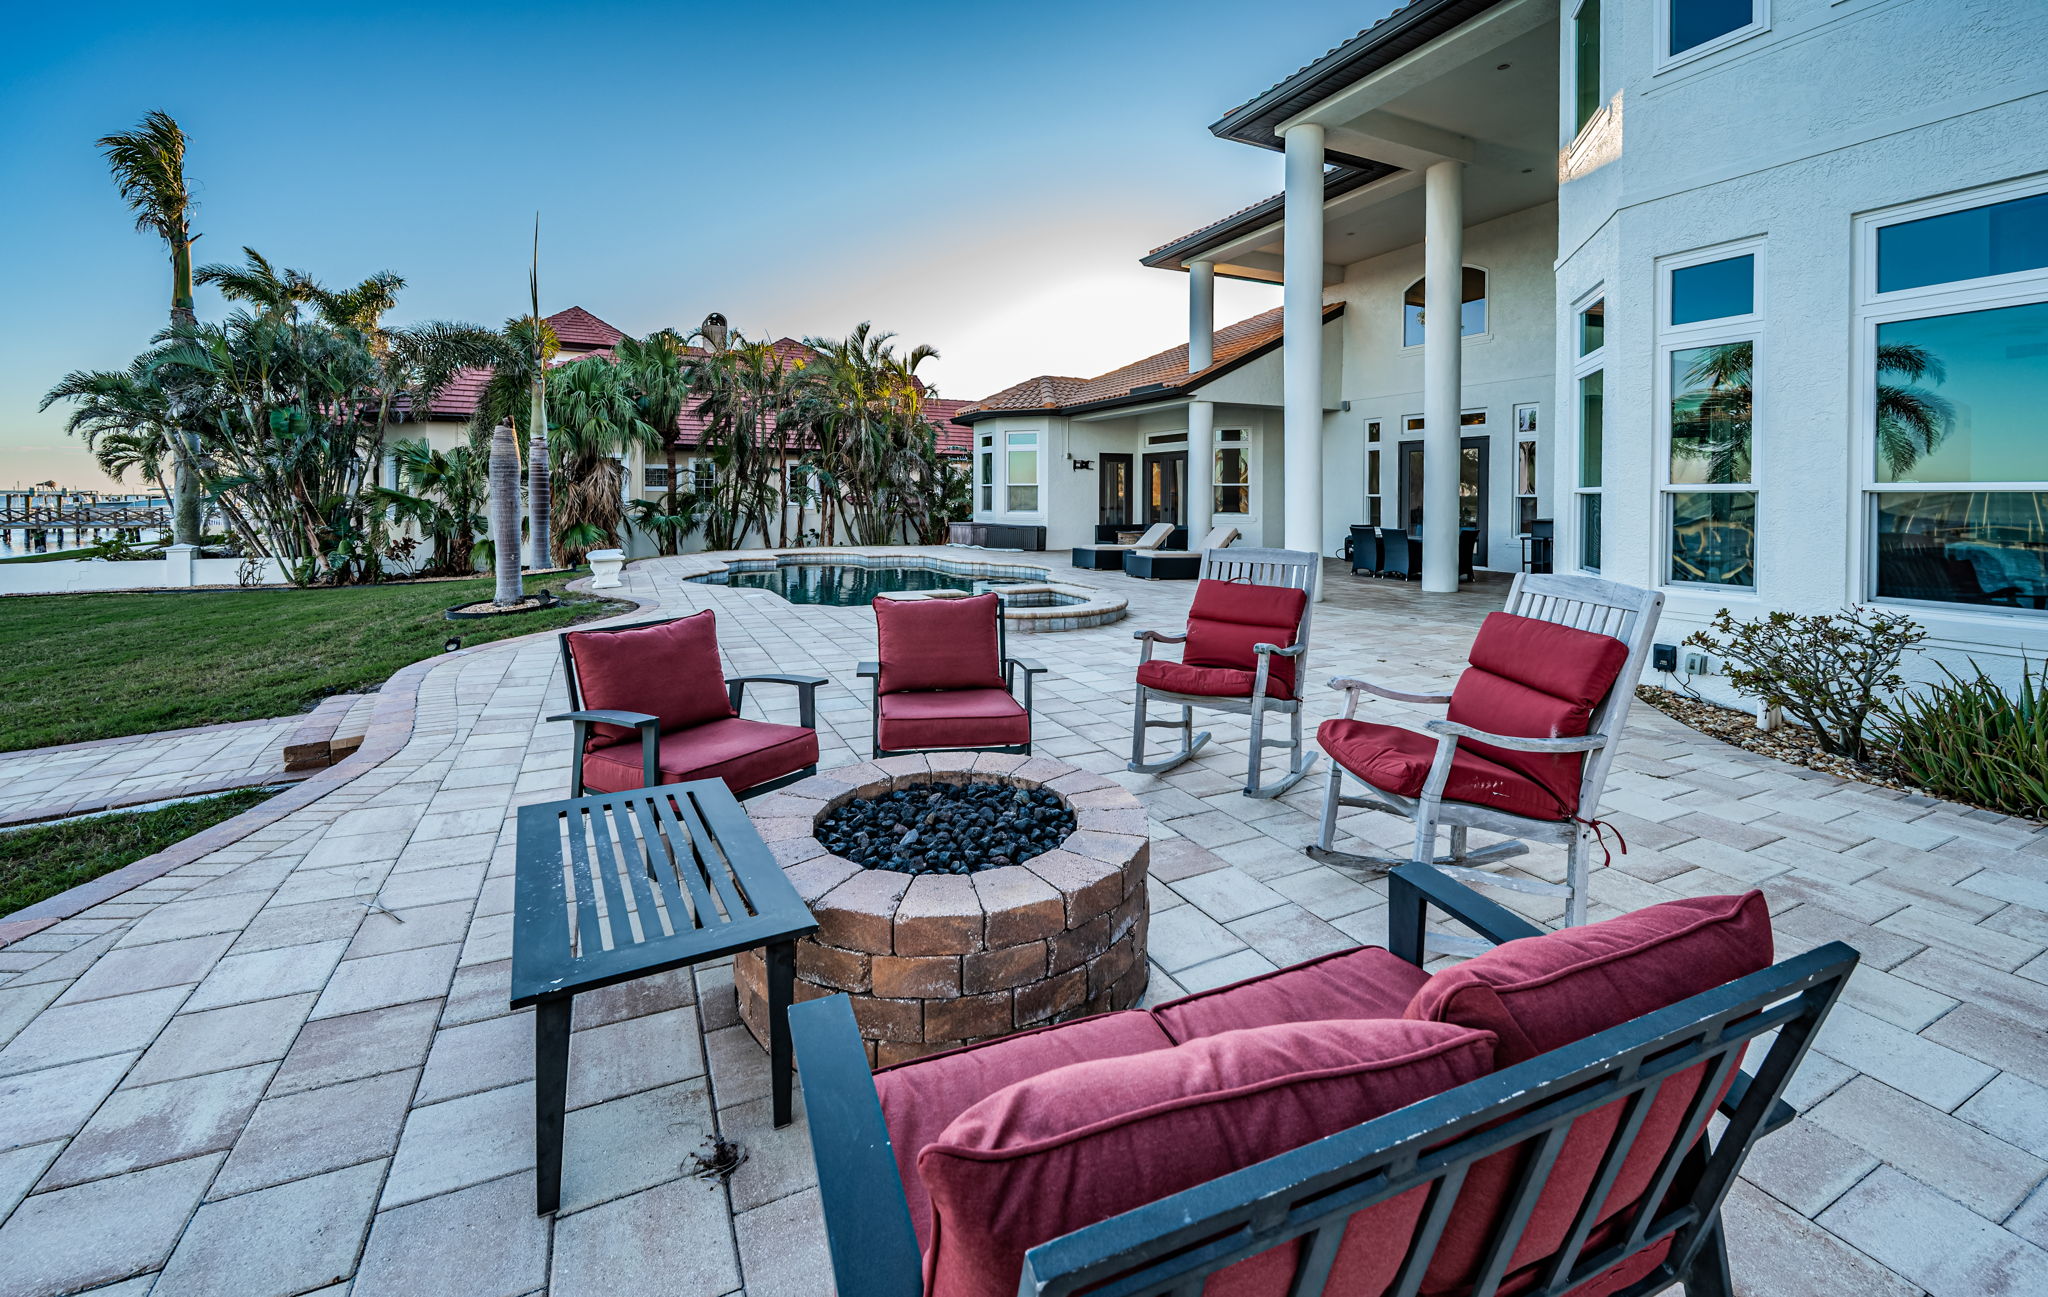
[1,550,2043,1297]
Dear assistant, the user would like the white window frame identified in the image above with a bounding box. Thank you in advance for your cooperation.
[1363,417,1386,528]
[1002,429,1044,518]
[1212,428,1253,518]
[1655,0,1770,74]
[976,432,995,513]
[1569,285,1607,576]
[1399,265,1492,352]
[1656,239,1765,594]
[1854,175,2048,620]
[1568,0,1603,139]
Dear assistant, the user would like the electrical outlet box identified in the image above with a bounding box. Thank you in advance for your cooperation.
[1682,650,1712,676]
[1651,643,1678,673]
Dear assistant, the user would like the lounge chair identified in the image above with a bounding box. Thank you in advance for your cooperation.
[1121,524,1241,579]
[858,591,1047,759]
[1071,521,1174,570]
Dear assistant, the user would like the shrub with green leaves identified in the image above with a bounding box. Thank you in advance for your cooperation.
[1683,606,1927,761]
[1884,661,2048,819]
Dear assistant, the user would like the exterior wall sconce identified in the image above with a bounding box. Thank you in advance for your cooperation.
[1067,455,1094,471]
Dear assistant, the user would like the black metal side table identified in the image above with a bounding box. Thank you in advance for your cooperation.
[511,779,818,1214]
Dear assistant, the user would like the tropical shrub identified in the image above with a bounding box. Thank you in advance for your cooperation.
[1683,606,1927,761]
[1883,661,2048,818]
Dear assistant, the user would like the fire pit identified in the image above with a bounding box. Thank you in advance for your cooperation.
[735,753,1149,1067]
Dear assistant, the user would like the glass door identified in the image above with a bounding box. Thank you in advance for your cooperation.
[1397,427,1491,564]
[1099,454,1134,528]
[1141,451,1186,526]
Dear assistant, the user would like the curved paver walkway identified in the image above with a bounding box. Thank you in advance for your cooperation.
[0,717,299,829]
[0,547,2045,1297]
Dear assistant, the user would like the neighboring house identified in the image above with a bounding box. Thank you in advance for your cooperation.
[382,307,975,556]
[1004,0,2046,693]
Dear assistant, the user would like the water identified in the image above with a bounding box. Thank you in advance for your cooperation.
[693,564,1033,606]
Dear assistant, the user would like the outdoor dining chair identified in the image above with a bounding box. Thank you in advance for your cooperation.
[549,609,826,799]
[1307,572,1663,937]
[1129,547,1317,798]
[1070,520,1174,570]
[859,591,1047,758]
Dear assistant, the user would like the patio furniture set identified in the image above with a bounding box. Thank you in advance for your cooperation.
[506,547,1856,1297]
[1073,521,1245,579]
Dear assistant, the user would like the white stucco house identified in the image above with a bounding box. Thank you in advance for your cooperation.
[967,0,2046,691]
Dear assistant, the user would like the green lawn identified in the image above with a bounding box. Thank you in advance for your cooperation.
[1,787,277,917]
[0,572,629,752]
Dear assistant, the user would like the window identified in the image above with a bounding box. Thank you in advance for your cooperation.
[1577,371,1604,572]
[1402,267,1488,347]
[1664,0,1764,63]
[1365,419,1383,526]
[977,434,994,512]
[643,465,670,491]
[1572,0,1602,133]
[690,460,716,494]
[1670,255,1754,326]
[1213,429,1250,515]
[1579,299,1605,355]
[1861,181,2048,614]
[1660,244,1760,590]
[1005,431,1040,513]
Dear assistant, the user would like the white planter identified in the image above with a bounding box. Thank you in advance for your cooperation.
[588,549,626,589]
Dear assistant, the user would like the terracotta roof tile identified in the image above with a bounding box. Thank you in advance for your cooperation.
[545,306,625,350]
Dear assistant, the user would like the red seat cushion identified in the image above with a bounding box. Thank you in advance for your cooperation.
[1180,580,1308,700]
[920,1018,1495,1297]
[877,687,1029,752]
[875,1011,1175,1252]
[1150,945,1429,1043]
[1318,718,1567,821]
[1134,658,1276,701]
[1401,892,1773,1295]
[1445,613,1632,817]
[580,716,818,795]
[875,593,1007,693]
[565,611,735,747]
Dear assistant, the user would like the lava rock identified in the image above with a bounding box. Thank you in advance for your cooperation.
[818,781,1077,876]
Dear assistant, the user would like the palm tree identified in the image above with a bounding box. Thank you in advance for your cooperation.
[39,358,178,505]
[490,424,522,604]
[98,110,203,545]
[526,223,551,571]
[1875,340,1954,477]
[380,439,489,574]
[794,323,942,545]
[692,338,794,549]
[614,331,692,554]
[545,356,660,565]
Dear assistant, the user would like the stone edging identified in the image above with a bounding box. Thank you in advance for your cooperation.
[665,545,1126,631]
[0,579,652,948]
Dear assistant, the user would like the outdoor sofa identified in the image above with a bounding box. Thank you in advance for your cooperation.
[793,866,1856,1297]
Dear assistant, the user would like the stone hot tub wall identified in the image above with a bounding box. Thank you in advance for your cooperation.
[734,751,1149,1069]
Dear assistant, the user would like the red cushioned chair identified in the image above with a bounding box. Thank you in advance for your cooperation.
[1129,547,1317,798]
[1309,573,1663,933]
[857,592,1047,759]
[548,610,827,799]
[790,865,1858,1297]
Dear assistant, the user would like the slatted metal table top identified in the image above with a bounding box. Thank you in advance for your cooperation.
[511,779,818,1009]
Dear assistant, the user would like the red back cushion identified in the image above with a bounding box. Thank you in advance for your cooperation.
[565,611,732,747]
[874,593,1006,694]
[1445,612,1630,817]
[1402,892,1773,1293]
[1183,580,1308,699]
[920,1019,1495,1297]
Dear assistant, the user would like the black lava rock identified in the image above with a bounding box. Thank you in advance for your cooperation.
[819,781,1077,876]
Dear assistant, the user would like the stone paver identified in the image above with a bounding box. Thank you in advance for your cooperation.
[0,547,2044,1294]
[0,715,298,829]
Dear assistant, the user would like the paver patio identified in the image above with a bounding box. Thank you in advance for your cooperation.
[0,718,297,828]
[1,547,2046,1297]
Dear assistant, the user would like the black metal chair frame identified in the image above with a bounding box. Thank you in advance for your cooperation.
[790,863,1858,1297]
[512,780,818,1215]
[547,615,827,800]
[858,597,1047,759]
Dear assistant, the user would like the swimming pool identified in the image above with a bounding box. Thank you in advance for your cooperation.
[691,563,1032,607]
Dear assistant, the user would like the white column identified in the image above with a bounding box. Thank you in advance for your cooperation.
[1186,400,1214,547]
[1282,123,1326,585]
[1187,259,1216,373]
[1421,159,1465,593]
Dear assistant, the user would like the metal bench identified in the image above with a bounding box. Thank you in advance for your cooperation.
[512,779,817,1214]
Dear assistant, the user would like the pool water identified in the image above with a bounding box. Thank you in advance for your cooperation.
[693,564,1030,606]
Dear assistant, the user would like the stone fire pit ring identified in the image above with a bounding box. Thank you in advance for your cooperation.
[735,752,1150,1068]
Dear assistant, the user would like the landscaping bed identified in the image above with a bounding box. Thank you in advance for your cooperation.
[0,787,276,917]
[0,571,629,752]
[1637,685,1959,801]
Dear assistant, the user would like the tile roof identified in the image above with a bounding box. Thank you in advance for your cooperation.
[954,302,1343,423]
[1140,165,1393,269]
[545,306,626,350]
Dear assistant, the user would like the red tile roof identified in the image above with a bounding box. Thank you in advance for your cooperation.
[956,302,1342,422]
[546,306,626,350]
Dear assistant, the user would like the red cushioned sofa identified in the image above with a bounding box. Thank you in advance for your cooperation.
[548,610,827,799]
[791,865,1857,1297]
[858,592,1047,759]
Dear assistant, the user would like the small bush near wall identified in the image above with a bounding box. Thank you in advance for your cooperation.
[1683,607,1928,762]
[1884,662,2048,820]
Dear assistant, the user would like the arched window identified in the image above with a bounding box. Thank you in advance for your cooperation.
[1403,267,1488,347]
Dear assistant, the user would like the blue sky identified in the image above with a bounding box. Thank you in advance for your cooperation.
[0,1,1388,488]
